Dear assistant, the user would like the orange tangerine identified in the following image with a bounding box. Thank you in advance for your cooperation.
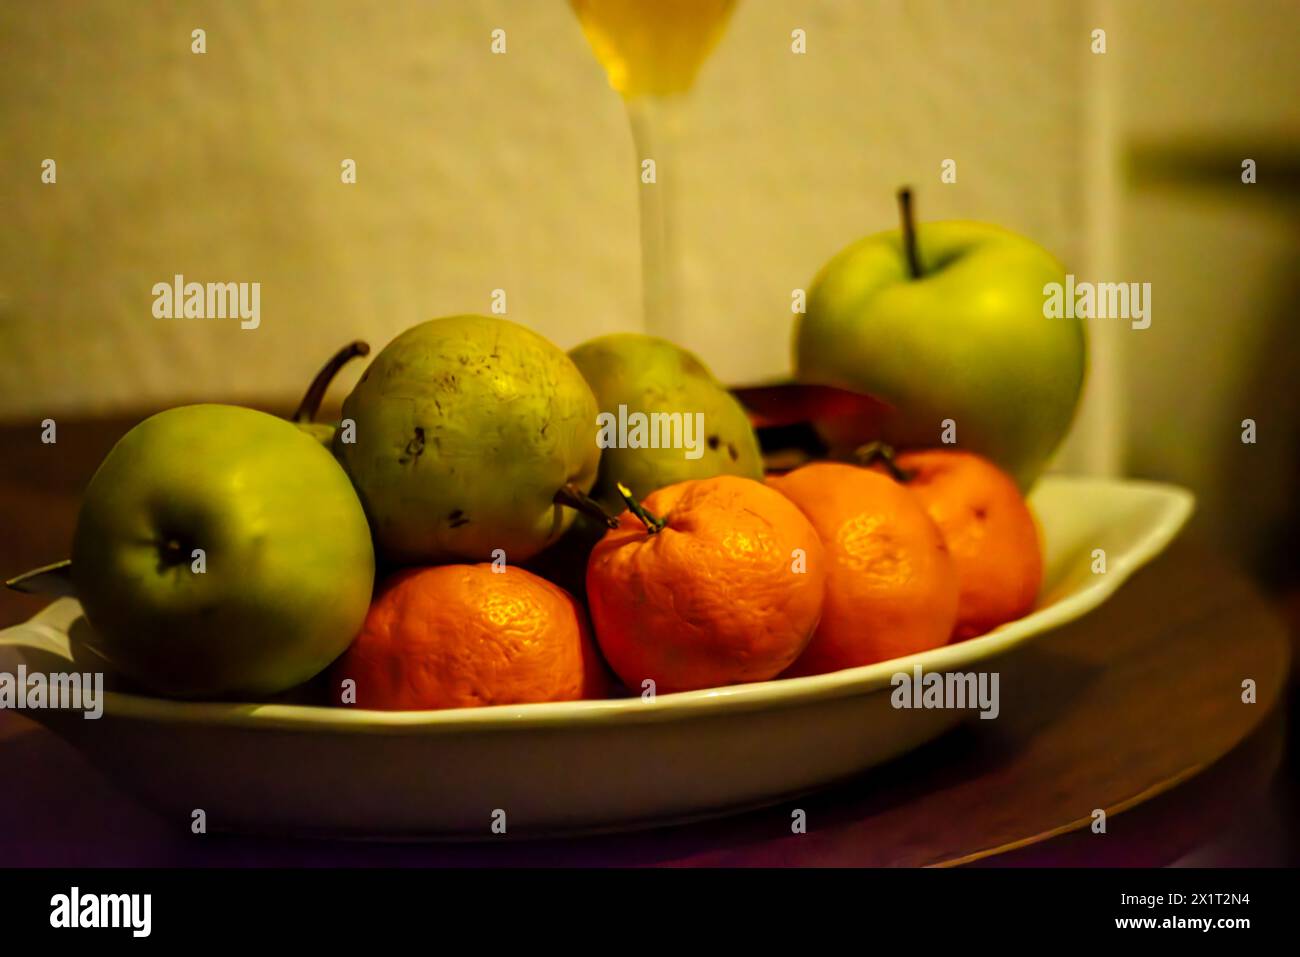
[891,449,1043,640]
[587,475,826,693]
[333,564,604,710]
[768,462,959,674]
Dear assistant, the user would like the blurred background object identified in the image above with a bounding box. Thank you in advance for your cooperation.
[1105,0,1300,587]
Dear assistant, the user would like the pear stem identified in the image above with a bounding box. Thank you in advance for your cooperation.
[292,340,371,424]
[898,187,922,280]
[854,441,916,483]
[615,482,665,534]
[554,483,620,529]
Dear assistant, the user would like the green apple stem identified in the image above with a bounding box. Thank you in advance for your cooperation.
[898,187,922,280]
[292,340,371,424]
[554,483,620,529]
[853,441,916,483]
[615,482,665,535]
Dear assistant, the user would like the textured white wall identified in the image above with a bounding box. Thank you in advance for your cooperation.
[0,0,1091,424]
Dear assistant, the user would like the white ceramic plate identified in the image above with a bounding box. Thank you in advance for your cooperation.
[0,476,1193,839]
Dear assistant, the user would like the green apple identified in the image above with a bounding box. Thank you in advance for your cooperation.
[793,190,1086,488]
[71,404,375,699]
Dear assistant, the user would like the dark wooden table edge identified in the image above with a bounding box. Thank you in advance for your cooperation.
[953,699,1289,867]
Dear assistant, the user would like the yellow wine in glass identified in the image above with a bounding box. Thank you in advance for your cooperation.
[570,0,739,342]
[570,0,738,98]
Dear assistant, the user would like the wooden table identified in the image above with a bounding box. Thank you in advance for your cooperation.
[0,415,1292,866]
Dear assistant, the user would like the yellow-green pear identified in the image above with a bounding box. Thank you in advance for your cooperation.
[569,333,763,508]
[336,315,605,565]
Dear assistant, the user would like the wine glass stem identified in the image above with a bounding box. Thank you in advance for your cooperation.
[626,96,685,341]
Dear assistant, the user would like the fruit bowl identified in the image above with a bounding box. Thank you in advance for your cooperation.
[0,476,1192,839]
